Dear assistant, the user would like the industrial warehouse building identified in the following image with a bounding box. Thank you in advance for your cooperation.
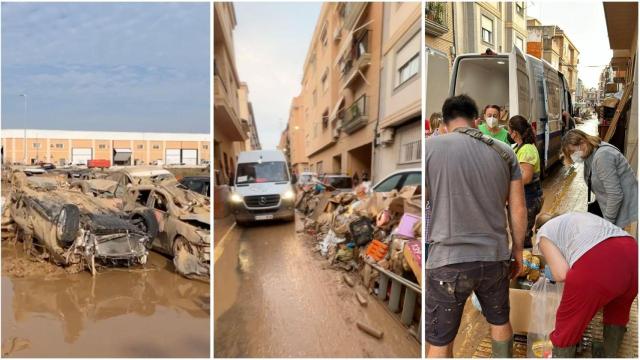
[1,129,211,166]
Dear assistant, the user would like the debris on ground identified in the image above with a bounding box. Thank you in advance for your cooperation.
[356,321,384,339]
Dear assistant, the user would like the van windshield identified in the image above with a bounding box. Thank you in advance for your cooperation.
[236,162,289,184]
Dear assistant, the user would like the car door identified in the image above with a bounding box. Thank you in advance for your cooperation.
[373,173,404,192]
[147,190,172,254]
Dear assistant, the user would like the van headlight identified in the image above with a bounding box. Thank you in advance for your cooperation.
[282,190,295,200]
[230,193,243,203]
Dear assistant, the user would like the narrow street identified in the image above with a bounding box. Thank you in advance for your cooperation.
[214,218,421,358]
[449,117,638,358]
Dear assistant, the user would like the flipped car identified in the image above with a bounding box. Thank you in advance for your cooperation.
[8,173,157,275]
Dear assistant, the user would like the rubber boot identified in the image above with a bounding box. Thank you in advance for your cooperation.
[552,344,576,358]
[491,338,513,358]
[603,324,626,358]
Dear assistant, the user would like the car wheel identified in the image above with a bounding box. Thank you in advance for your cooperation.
[130,209,159,248]
[56,204,80,247]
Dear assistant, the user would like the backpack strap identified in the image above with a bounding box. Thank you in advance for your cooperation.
[453,127,513,165]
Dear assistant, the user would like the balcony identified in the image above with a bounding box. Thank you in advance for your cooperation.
[340,30,371,89]
[342,95,368,134]
[425,2,448,36]
[214,75,247,142]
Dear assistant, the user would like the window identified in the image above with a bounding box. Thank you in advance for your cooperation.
[137,144,144,149]
[373,174,403,192]
[152,192,168,212]
[152,144,160,150]
[203,144,209,150]
[322,110,329,130]
[515,36,524,51]
[400,139,421,163]
[397,53,419,86]
[320,22,328,47]
[516,2,524,17]
[321,70,328,93]
[316,161,323,174]
[481,15,493,44]
[32,143,41,149]
[55,143,64,149]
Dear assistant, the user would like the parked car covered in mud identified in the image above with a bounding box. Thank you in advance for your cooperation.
[8,173,158,275]
[122,181,210,279]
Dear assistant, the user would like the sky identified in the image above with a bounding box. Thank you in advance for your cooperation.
[1,2,210,133]
[527,1,612,89]
[234,2,321,150]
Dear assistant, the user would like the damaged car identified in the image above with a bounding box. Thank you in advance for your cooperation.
[122,181,210,280]
[8,173,158,275]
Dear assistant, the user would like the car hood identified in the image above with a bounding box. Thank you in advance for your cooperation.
[179,213,210,226]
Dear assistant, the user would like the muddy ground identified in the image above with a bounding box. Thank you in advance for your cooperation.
[214,216,421,358]
[1,240,210,357]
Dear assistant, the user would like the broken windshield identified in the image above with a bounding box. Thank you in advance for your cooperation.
[236,161,289,184]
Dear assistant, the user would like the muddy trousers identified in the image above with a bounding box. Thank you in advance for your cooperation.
[524,196,542,248]
[550,236,638,347]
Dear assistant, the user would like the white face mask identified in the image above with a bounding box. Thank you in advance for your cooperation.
[570,150,585,163]
[486,116,498,128]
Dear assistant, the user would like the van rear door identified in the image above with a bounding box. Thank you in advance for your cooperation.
[426,47,450,116]
[508,46,531,121]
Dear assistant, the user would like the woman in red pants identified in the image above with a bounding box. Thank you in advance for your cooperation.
[535,212,637,357]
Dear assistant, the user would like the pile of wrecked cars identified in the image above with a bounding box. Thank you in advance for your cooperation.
[3,166,210,280]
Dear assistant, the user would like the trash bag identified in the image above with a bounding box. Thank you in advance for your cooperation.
[527,278,564,358]
[349,217,374,246]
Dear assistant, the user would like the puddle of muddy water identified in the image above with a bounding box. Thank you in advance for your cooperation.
[1,241,210,357]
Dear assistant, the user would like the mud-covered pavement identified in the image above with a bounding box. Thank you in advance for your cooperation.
[214,217,420,358]
[449,116,638,358]
[1,240,210,357]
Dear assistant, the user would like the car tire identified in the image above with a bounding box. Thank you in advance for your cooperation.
[130,209,159,248]
[56,204,80,247]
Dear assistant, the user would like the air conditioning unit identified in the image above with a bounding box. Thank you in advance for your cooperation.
[333,27,342,41]
[380,128,395,144]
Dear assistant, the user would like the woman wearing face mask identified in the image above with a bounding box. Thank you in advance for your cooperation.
[479,104,510,144]
[561,129,638,230]
[508,115,543,248]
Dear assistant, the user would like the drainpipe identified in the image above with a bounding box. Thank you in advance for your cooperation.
[372,8,385,184]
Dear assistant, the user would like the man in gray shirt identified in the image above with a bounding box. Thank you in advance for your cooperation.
[425,94,527,358]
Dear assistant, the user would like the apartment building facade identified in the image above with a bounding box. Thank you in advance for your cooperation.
[1,129,210,166]
[374,2,422,182]
[285,95,309,174]
[527,18,580,94]
[425,2,455,69]
[294,2,383,180]
[238,82,261,151]
[452,1,527,55]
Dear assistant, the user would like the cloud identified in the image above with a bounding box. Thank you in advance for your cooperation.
[233,2,321,149]
[1,2,210,133]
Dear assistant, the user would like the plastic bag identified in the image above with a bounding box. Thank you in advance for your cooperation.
[527,278,564,358]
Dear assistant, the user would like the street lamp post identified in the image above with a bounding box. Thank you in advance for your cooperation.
[19,94,27,164]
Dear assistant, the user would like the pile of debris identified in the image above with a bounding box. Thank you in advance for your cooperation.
[296,182,422,291]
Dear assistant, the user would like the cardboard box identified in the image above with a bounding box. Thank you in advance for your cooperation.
[509,287,532,334]
[403,240,422,286]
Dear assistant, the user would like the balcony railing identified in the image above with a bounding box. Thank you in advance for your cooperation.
[342,95,368,134]
[425,2,448,36]
[339,30,371,88]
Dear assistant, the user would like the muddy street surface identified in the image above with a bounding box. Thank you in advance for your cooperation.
[1,241,210,358]
[214,218,420,358]
[449,117,638,358]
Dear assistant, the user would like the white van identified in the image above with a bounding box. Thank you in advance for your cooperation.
[450,46,573,175]
[229,150,295,225]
